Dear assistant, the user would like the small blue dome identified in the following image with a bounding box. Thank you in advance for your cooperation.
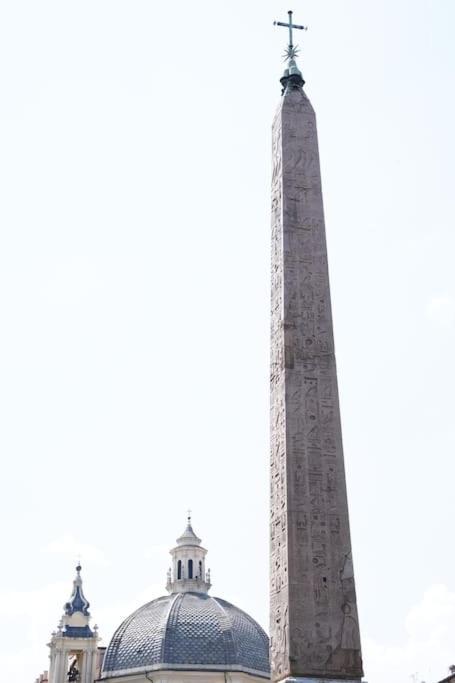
[102,592,270,678]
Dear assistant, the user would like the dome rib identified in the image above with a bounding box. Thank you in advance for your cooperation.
[215,597,270,675]
[160,592,179,664]
[211,596,238,665]
[162,593,183,664]
[102,593,270,678]
[102,595,173,672]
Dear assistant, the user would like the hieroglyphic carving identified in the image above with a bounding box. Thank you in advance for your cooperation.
[270,86,363,681]
[270,105,290,680]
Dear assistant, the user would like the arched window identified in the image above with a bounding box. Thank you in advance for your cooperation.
[188,559,193,579]
[199,560,203,578]
[177,560,182,580]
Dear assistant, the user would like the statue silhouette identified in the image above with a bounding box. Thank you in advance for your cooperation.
[67,660,80,682]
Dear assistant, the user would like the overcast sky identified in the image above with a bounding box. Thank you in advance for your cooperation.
[0,2,454,683]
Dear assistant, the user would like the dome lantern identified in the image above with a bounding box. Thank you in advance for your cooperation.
[102,520,270,679]
[166,514,211,594]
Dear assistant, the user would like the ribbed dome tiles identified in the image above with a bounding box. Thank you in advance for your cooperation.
[102,592,270,677]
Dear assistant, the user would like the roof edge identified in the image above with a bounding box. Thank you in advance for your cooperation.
[101,662,270,679]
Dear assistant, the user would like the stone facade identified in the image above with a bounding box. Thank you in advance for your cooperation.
[270,83,363,681]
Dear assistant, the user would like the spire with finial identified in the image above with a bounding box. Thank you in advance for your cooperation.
[64,563,90,617]
[274,10,308,93]
[176,510,202,547]
[166,514,211,594]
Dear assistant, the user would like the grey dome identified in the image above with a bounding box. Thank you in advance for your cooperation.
[102,592,270,678]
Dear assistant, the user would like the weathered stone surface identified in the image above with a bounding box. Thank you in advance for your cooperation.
[270,86,363,682]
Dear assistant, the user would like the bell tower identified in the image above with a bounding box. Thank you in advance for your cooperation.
[48,565,100,683]
[166,515,211,594]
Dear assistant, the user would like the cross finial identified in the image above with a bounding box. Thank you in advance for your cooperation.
[187,509,192,523]
[274,10,307,61]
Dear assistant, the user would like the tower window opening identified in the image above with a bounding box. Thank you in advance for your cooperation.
[177,560,182,580]
[188,559,193,579]
[199,560,202,578]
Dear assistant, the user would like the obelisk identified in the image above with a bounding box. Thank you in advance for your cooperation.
[270,13,363,683]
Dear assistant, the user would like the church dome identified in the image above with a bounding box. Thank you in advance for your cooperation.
[102,518,270,679]
[102,592,270,677]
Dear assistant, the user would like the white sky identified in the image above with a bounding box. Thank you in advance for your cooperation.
[0,2,454,682]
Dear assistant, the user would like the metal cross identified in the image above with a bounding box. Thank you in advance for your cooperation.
[274,10,307,56]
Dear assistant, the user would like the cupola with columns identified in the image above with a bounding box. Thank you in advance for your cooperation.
[166,514,211,594]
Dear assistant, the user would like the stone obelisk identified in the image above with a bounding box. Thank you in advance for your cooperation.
[270,13,363,683]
